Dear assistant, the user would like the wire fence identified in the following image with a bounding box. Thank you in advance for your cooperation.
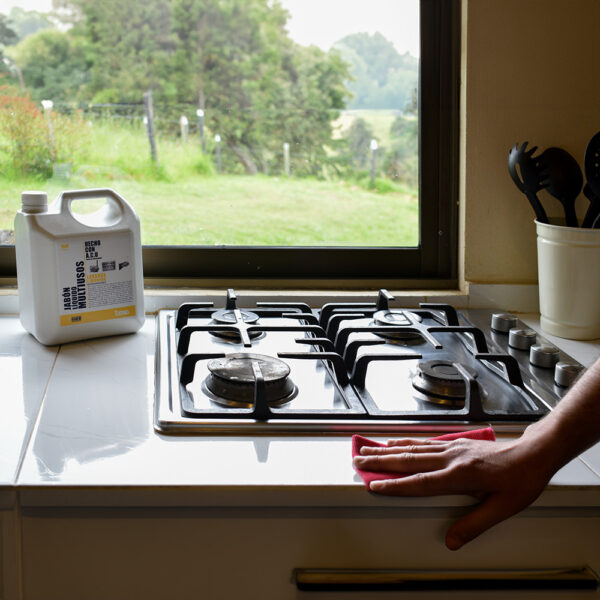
[45,95,387,177]
[2,91,414,181]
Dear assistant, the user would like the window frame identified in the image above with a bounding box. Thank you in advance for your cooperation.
[0,0,460,287]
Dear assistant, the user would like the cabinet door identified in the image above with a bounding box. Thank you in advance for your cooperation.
[21,506,600,600]
[0,507,19,600]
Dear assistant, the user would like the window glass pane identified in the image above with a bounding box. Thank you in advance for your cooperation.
[0,0,420,249]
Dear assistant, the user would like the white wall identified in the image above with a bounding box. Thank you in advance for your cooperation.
[462,0,600,284]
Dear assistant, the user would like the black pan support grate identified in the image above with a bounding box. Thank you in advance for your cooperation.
[170,289,551,425]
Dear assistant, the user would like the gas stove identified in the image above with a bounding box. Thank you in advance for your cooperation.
[154,289,584,434]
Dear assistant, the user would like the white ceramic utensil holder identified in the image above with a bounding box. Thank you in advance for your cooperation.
[536,219,600,340]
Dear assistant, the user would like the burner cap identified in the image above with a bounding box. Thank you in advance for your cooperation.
[209,309,263,342]
[372,309,423,341]
[204,353,296,407]
[212,309,259,325]
[412,359,476,406]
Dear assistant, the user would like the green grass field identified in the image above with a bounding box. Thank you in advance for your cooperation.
[0,174,418,246]
[0,113,418,247]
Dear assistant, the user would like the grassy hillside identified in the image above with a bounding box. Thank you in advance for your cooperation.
[333,109,401,149]
[0,112,418,247]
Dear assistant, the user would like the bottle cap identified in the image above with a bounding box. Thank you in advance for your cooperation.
[21,191,48,213]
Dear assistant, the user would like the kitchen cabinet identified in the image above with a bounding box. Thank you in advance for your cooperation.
[18,505,600,599]
[1,315,598,599]
[0,495,19,600]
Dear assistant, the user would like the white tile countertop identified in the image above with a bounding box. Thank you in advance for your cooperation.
[0,311,597,509]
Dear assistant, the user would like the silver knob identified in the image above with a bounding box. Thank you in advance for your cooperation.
[554,362,583,387]
[491,312,518,333]
[508,328,537,350]
[529,344,560,369]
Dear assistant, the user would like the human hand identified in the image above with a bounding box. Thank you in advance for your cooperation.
[353,436,554,550]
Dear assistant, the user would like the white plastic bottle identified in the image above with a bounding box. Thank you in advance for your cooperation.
[14,188,145,345]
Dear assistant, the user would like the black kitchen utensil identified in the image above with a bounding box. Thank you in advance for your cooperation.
[507,142,549,223]
[582,131,600,228]
[539,147,582,227]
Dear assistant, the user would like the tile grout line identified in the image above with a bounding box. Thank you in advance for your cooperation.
[12,343,62,600]
[580,456,600,480]
[13,344,62,485]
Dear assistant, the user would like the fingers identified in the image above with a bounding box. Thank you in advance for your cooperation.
[360,442,448,456]
[445,493,519,550]
[354,451,448,475]
[368,469,457,496]
[386,438,449,448]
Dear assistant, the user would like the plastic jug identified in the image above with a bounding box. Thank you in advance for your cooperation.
[14,188,144,345]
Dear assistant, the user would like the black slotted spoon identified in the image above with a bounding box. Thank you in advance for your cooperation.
[507,142,549,223]
[538,147,582,227]
[582,131,600,228]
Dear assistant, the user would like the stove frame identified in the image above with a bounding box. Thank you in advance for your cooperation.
[155,289,579,435]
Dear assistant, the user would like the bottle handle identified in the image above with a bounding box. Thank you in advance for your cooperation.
[56,188,132,223]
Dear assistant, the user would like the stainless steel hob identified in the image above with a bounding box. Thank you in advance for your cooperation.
[154,289,583,434]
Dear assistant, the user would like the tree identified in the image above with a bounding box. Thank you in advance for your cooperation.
[11,30,89,102]
[64,0,174,103]
[344,118,375,170]
[17,0,352,174]
[384,114,418,187]
[335,32,418,110]
[0,15,18,77]
[170,0,290,172]
[170,0,350,174]
[6,8,54,40]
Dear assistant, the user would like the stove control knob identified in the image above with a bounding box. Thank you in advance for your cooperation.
[508,328,537,350]
[554,362,583,387]
[529,344,560,369]
[491,312,518,333]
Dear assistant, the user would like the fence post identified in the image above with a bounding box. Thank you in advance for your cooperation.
[196,108,206,152]
[143,90,158,164]
[214,134,222,174]
[283,142,290,176]
[370,139,378,185]
[180,115,189,144]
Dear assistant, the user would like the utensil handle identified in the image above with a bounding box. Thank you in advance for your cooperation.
[582,184,600,228]
[525,191,548,223]
[564,203,579,228]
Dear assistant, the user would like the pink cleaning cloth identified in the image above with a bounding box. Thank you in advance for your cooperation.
[352,427,496,487]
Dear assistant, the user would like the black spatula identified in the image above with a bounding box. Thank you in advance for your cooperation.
[539,147,582,227]
[507,142,549,223]
[582,131,600,228]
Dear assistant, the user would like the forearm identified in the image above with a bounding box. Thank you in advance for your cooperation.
[352,358,600,549]
[519,357,600,473]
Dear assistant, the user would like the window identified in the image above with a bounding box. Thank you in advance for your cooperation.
[0,0,459,286]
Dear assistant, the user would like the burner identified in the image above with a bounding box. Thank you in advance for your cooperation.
[209,309,264,342]
[203,353,297,407]
[412,360,476,406]
[372,309,423,342]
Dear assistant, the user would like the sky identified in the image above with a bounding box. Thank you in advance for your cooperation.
[1,0,420,56]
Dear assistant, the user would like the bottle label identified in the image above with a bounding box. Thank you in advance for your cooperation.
[57,233,136,326]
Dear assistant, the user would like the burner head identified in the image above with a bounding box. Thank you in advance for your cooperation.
[372,309,423,342]
[209,309,263,342]
[204,353,296,407]
[412,359,476,406]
